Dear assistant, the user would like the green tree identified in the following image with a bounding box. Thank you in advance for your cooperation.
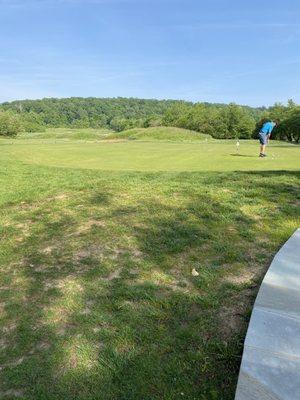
[162,102,192,128]
[0,112,23,136]
[21,112,45,132]
[277,110,300,143]
[221,103,256,139]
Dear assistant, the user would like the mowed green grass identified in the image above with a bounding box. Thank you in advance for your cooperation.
[0,131,299,399]
[1,137,299,172]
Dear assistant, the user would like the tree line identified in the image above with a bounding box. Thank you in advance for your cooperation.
[0,97,178,134]
[0,97,299,142]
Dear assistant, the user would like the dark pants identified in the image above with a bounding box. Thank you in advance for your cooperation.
[258,133,268,145]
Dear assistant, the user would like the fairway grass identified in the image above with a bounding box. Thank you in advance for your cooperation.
[0,137,299,399]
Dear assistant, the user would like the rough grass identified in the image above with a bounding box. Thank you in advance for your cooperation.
[0,134,299,399]
[104,126,212,141]
[17,128,111,141]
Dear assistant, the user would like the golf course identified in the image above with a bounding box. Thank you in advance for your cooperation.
[1,127,299,399]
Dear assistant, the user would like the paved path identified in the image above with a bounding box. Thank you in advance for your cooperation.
[235,229,300,400]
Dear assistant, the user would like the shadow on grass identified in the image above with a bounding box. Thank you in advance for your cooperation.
[269,144,300,148]
[230,154,257,158]
[89,191,113,205]
[0,169,299,400]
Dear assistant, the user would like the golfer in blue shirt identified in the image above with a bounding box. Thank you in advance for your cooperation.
[258,121,277,157]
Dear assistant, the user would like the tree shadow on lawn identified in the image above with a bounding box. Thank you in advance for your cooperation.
[0,170,299,400]
[89,192,113,206]
[242,170,300,203]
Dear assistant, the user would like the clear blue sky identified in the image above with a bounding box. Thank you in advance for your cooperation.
[1,0,300,106]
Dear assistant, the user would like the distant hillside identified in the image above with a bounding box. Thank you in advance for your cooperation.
[104,126,212,141]
[0,97,183,130]
[0,97,263,128]
[0,97,269,140]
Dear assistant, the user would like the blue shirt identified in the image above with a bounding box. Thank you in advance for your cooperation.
[260,121,275,136]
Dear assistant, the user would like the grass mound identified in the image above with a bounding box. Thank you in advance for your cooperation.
[105,126,212,141]
[17,128,111,141]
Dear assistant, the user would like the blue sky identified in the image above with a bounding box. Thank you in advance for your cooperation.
[0,0,300,106]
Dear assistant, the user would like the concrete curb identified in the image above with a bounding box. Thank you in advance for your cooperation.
[235,229,300,400]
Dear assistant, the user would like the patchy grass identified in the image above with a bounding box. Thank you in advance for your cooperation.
[0,136,299,399]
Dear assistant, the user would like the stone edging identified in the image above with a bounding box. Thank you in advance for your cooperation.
[235,228,300,400]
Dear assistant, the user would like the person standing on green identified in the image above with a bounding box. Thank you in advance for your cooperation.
[258,120,277,157]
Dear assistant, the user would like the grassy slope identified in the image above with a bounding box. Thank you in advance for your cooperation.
[104,126,212,141]
[13,127,209,143]
[0,137,299,400]
[17,128,111,141]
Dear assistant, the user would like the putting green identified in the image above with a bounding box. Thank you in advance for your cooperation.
[1,139,299,172]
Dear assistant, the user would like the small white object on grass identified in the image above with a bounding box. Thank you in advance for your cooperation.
[236,140,240,152]
[192,268,199,276]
